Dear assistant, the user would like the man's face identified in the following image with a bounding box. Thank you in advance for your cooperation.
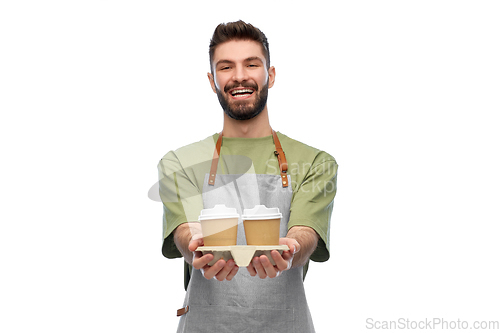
[208,40,275,120]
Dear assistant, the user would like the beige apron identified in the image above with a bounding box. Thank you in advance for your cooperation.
[177,131,315,333]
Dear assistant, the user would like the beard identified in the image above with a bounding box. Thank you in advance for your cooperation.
[216,82,269,121]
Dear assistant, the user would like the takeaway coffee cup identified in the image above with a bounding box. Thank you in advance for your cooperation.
[198,204,239,246]
[242,205,282,245]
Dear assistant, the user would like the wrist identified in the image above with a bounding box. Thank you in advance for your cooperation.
[174,222,202,264]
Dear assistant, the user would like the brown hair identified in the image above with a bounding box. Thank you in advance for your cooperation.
[209,20,270,72]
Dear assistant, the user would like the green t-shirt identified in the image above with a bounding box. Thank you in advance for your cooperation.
[158,132,338,285]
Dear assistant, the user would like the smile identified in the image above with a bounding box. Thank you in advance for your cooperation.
[229,88,255,100]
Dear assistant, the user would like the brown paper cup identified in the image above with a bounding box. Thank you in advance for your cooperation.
[242,205,282,246]
[199,205,239,246]
[243,218,280,245]
[200,217,238,246]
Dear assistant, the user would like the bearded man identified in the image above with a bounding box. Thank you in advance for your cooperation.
[158,20,338,332]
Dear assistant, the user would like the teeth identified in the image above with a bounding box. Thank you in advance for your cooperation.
[231,89,253,95]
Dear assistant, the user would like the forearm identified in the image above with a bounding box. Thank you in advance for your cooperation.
[286,226,319,269]
[173,222,202,265]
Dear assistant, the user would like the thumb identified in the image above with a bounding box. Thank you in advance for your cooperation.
[188,237,204,252]
[287,239,300,254]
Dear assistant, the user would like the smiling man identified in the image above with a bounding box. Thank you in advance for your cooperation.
[158,20,338,332]
[210,40,272,122]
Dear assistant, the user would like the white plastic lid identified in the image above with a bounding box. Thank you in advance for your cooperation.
[242,205,282,220]
[198,204,239,221]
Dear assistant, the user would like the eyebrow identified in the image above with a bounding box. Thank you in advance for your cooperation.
[245,57,264,64]
[215,57,264,68]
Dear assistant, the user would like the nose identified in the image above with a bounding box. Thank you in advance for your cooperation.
[232,64,249,83]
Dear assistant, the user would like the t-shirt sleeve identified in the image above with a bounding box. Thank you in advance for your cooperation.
[158,151,203,258]
[288,155,338,262]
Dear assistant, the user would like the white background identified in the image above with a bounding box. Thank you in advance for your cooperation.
[1,1,499,332]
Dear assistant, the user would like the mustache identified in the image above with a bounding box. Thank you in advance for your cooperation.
[224,83,258,93]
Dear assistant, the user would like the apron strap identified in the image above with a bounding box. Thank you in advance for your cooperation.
[208,130,289,188]
[208,132,223,185]
[272,130,289,187]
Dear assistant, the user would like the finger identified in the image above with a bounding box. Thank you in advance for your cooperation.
[252,257,267,279]
[246,262,257,277]
[214,260,236,281]
[188,237,204,252]
[281,251,293,269]
[287,242,300,254]
[270,250,289,271]
[293,242,300,254]
[201,259,226,280]
[192,253,214,270]
[280,238,300,254]
[226,265,239,281]
[259,255,279,278]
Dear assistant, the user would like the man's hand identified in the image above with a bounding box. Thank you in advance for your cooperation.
[246,238,300,279]
[188,236,239,281]
[246,226,319,279]
[174,223,239,281]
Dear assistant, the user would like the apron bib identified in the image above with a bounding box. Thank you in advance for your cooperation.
[177,132,315,333]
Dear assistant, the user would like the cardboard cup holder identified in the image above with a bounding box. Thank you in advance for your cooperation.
[196,245,290,267]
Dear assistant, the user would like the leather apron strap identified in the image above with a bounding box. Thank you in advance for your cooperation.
[207,132,223,186]
[208,130,288,187]
[272,130,289,187]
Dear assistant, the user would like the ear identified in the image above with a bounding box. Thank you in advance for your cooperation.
[207,72,217,93]
[268,66,276,89]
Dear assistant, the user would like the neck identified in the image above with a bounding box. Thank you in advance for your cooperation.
[222,106,272,138]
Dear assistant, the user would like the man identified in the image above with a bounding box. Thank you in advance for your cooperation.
[158,20,338,332]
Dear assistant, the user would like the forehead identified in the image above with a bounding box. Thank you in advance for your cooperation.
[212,39,267,66]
